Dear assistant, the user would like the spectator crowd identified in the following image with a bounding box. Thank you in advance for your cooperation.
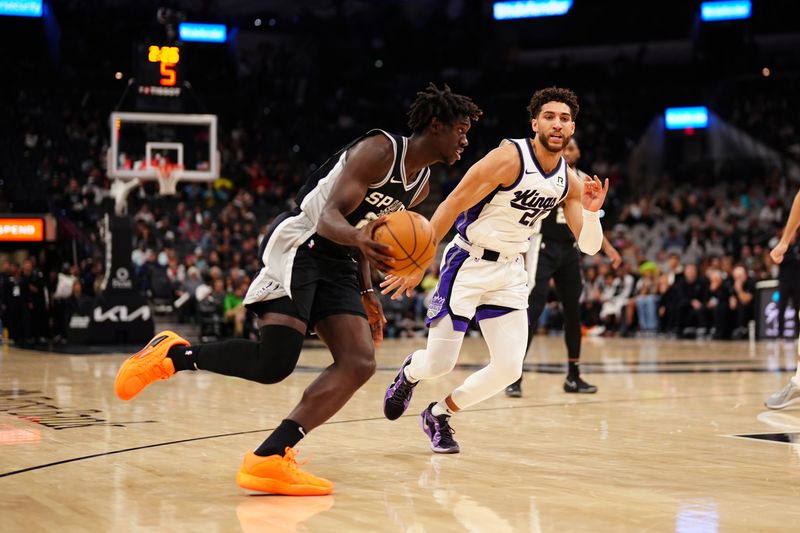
[2,1,800,346]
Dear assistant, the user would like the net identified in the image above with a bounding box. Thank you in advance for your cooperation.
[156,162,183,196]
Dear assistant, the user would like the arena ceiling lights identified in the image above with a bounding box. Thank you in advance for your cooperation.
[493,0,573,20]
[178,22,227,43]
[0,0,42,17]
[665,107,709,130]
[700,0,752,22]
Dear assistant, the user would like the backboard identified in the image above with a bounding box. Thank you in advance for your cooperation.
[108,112,219,182]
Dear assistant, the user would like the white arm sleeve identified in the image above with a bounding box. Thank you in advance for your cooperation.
[577,209,603,255]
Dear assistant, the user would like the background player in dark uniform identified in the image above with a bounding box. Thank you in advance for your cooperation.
[776,237,800,339]
[114,84,482,495]
[506,138,620,397]
[766,188,800,409]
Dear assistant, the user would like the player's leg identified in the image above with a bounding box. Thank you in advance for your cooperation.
[777,278,791,338]
[114,296,331,495]
[238,260,374,495]
[506,241,557,397]
[114,227,314,401]
[553,248,597,393]
[422,309,528,453]
[786,283,800,339]
[114,298,307,401]
[116,304,332,496]
[765,306,800,410]
[384,242,475,419]
[283,313,376,432]
[237,312,374,495]
[384,315,465,420]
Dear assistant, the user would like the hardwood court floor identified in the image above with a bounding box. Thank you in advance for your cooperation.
[1,334,799,532]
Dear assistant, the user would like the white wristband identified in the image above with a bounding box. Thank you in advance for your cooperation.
[578,209,603,255]
[582,208,600,220]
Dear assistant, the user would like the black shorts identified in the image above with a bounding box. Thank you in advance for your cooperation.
[529,239,582,302]
[245,240,367,328]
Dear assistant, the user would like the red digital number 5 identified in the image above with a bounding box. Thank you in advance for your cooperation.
[160,62,176,86]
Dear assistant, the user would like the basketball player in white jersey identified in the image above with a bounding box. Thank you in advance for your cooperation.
[766,187,800,409]
[382,87,608,453]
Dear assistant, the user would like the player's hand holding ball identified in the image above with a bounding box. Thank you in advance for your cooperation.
[373,211,436,300]
[357,215,396,272]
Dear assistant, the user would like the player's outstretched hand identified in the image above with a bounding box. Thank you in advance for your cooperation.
[582,175,609,212]
[380,271,423,300]
[360,289,386,348]
[770,241,788,265]
[357,216,396,272]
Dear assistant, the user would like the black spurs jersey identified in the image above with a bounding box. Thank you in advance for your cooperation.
[539,166,584,243]
[540,205,574,242]
[295,129,430,230]
[259,129,430,262]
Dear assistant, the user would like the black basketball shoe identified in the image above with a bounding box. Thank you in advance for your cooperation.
[563,376,598,394]
[505,378,522,398]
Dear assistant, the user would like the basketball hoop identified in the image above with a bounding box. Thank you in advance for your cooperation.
[156,162,183,196]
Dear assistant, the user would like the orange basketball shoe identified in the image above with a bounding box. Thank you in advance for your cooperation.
[236,448,334,496]
[114,331,190,400]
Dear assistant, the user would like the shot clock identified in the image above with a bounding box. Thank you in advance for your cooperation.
[130,43,186,111]
[135,43,184,95]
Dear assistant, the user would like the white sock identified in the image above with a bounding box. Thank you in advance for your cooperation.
[431,401,454,418]
[403,365,419,383]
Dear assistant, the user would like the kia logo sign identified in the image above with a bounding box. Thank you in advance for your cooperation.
[93,305,152,322]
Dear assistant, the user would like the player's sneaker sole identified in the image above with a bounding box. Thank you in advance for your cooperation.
[236,472,332,496]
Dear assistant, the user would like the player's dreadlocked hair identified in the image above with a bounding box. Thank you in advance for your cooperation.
[526,87,579,121]
[407,83,483,134]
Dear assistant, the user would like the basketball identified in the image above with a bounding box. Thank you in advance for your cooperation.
[372,211,436,277]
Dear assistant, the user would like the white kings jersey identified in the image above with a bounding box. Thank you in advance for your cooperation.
[454,138,569,255]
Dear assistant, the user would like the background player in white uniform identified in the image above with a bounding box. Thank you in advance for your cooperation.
[765,187,800,409]
[382,87,609,453]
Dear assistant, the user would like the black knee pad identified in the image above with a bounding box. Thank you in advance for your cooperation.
[252,325,305,384]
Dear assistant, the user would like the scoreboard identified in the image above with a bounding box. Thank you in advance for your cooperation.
[135,43,184,98]
[127,43,189,111]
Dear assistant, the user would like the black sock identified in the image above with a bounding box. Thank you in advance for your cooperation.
[255,419,306,457]
[567,360,580,380]
[167,345,196,372]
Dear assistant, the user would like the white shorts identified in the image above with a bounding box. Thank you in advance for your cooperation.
[244,210,315,305]
[425,238,528,332]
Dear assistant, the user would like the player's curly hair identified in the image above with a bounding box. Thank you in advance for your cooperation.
[526,87,579,121]
[407,83,483,134]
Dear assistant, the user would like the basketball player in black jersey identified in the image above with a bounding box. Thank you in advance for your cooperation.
[766,187,800,409]
[114,84,482,495]
[506,138,620,397]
